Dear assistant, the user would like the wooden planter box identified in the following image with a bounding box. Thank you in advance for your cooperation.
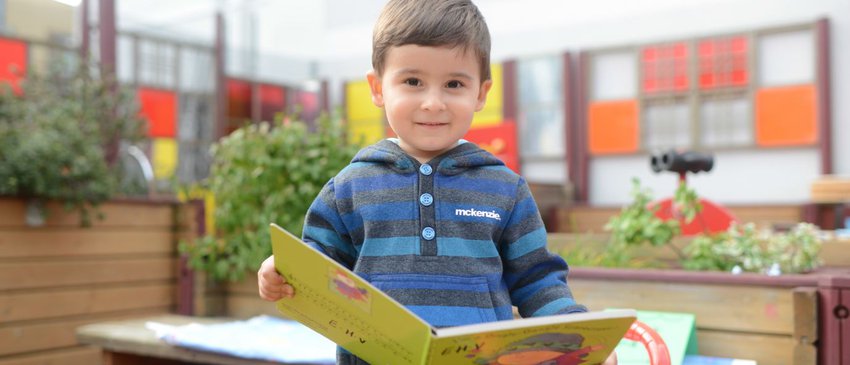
[549,233,850,365]
[0,198,196,365]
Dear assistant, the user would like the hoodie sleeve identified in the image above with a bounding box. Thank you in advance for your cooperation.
[500,177,587,317]
[301,178,358,269]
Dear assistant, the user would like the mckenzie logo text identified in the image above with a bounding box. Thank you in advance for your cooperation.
[454,208,501,221]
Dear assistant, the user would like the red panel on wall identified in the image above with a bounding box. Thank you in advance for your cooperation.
[588,100,639,154]
[227,78,251,120]
[259,83,286,122]
[698,36,748,89]
[295,90,319,123]
[0,38,28,94]
[138,88,177,138]
[642,43,689,94]
[755,85,817,147]
[464,122,519,173]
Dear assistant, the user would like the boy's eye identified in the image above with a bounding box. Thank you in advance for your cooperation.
[404,78,421,87]
[446,80,464,88]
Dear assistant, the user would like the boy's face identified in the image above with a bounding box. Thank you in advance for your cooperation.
[367,45,492,163]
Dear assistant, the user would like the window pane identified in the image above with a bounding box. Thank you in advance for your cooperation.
[518,57,561,105]
[700,95,751,147]
[520,108,565,157]
[592,51,636,101]
[758,30,814,86]
[517,55,565,158]
[643,99,690,150]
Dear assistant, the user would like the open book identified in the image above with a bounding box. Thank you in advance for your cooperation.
[270,223,636,365]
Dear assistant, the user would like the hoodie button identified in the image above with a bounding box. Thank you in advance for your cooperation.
[422,227,435,240]
[419,193,433,206]
[419,164,433,176]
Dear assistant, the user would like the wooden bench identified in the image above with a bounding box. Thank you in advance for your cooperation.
[76,314,326,365]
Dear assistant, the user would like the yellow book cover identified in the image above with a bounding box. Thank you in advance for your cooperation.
[270,223,636,365]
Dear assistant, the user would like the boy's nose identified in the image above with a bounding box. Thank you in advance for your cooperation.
[420,89,446,111]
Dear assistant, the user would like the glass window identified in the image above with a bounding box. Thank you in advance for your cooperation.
[643,98,690,150]
[517,56,564,158]
[700,95,751,147]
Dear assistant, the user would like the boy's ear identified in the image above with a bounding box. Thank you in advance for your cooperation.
[366,70,384,107]
[475,79,493,112]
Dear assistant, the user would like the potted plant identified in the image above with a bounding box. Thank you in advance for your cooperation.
[0,63,145,225]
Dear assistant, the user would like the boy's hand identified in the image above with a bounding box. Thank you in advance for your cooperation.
[257,255,295,301]
[602,351,617,365]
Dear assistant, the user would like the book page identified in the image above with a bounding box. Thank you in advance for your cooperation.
[270,224,433,365]
[426,310,636,365]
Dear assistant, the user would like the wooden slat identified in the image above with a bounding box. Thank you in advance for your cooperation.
[225,295,281,319]
[0,283,176,323]
[697,329,795,365]
[0,258,176,290]
[0,230,174,259]
[224,276,259,295]
[0,346,101,365]
[728,205,802,228]
[569,278,795,334]
[554,206,620,233]
[820,238,850,267]
[792,287,818,344]
[0,308,172,357]
[0,200,175,228]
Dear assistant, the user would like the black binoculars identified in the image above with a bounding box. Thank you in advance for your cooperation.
[650,149,714,174]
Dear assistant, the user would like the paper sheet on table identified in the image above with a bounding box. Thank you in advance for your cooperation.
[146,315,336,364]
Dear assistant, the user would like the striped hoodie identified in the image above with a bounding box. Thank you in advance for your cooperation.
[301,139,586,363]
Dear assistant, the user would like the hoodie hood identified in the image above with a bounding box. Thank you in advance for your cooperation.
[351,139,505,175]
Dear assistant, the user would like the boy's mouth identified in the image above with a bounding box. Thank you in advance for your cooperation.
[416,121,448,127]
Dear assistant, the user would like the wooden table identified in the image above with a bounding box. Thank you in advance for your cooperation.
[76,314,325,365]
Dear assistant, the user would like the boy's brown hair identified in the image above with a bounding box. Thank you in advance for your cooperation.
[372,0,491,82]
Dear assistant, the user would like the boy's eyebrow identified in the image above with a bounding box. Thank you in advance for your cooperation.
[395,68,475,80]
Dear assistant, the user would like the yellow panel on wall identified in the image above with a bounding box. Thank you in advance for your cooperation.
[348,119,385,147]
[152,138,178,179]
[472,63,503,128]
[346,80,383,122]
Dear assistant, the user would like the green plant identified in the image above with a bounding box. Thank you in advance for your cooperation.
[0,63,145,225]
[682,222,822,274]
[604,178,681,248]
[572,177,822,274]
[181,113,360,282]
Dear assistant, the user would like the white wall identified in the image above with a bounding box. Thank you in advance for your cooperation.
[590,149,821,205]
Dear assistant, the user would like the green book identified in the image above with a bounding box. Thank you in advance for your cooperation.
[270,223,636,365]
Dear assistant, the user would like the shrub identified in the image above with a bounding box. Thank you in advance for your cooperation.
[181,113,360,282]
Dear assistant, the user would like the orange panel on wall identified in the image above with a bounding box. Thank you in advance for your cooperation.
[755,85,817,147]
[588,100,639,154]
[138,88,177,138]
[0,37,28,94]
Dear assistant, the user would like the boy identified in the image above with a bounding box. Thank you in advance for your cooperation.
[258,1,615,364]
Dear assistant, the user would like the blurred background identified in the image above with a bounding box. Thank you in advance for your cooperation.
[3,0,848,206]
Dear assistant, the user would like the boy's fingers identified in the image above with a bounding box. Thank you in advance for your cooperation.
[263,271,286,284]
[259,284,295,301]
